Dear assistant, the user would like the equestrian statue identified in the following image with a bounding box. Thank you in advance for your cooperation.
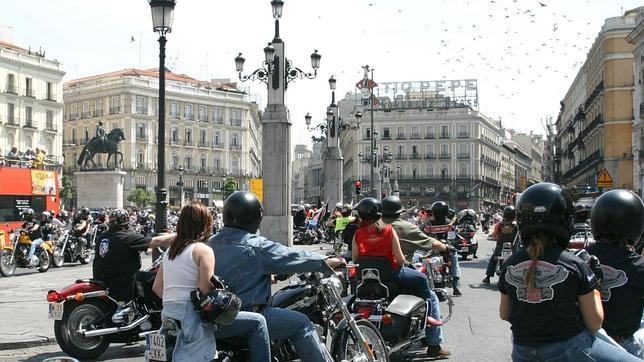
[76,121,125,169]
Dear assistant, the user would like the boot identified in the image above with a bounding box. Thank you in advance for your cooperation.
[427,345,451,358]
[453,287,462,296]
[29,255,40,268]
[482,276,491,284]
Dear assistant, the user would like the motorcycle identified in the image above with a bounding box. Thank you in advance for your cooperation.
[449,227,478,261]
[345,256,441,360]
[52,229,95,268]
[412,250,455,324]
[293,226,318,245]
[0,228,53,277]
[47,254,163,360]
[494,242,514,276]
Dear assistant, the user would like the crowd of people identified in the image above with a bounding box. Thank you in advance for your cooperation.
[0,146,54,169]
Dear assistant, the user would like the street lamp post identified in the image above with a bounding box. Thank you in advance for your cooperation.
[177,165,184,207]
[149,0,175,235]
[359,145,392,199]
[234,0,320,245]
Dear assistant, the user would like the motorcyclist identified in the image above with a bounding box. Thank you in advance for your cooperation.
[423,201,463,295]
[293,204,307,228]
[21,209,45,266]
[326,202,345,243]
[483,205,518,284]
[92,209,175,302]
[381,196,452,357]
[208,191,344,362]
[352,197,450,358]
[585,190,644,358]
[498,182,640,361]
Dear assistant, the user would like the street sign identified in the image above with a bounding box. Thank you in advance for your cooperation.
[597,169,613,188]
[250,178,263,204]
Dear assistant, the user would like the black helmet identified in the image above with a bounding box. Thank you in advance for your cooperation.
[382,196,405,217]
[574,204,591,224]
[223,191,263,233]
[353,197,383,220]
[190,277,241,326]
[431,201,449,222]
[21,208,35,220]
[590,189,644,245]
[108,209,130,228]
[503,206,515,220]
[57,210,69,221]
[516,182,574,247]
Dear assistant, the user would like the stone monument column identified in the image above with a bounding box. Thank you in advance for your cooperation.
[323,102,343,208]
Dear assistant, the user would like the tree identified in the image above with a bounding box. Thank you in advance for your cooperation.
[223,176,237,199]
[127,188,156,208]
[59,175,74,209]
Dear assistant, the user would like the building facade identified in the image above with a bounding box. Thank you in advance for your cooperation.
[555,9,637,190]
[0,39,64,162]
[62,68,262,208]
[292,142,323,205]
[337,88,511,211]
[626,7,644,196]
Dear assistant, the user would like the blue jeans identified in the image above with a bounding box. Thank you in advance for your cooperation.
[28,238,44,259]
[448,253,460,288]
[396,266,443,346]
[512,330,641,361]
[215,311,271,362]
[260,307,330,362]
[619,318,644,359]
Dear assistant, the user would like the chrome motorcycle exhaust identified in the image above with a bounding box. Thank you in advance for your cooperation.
[82,315,149,337]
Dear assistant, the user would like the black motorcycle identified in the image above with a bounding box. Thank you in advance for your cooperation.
[52,229,95,268]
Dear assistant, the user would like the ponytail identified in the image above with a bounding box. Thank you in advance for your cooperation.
[524,233,555,288]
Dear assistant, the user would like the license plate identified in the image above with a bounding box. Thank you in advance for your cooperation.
[146,333,167,362]
[448,231,456,239]
[48,302,64,320]
[461,247,469,252]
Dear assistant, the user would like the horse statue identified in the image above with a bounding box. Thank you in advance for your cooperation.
[76,128,125,169]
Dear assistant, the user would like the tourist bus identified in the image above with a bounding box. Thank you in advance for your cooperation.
[0,166,60,248]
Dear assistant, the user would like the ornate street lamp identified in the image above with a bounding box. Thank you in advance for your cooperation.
[149,0,175,236]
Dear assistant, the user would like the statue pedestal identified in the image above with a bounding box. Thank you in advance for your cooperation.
[75,170,126,209]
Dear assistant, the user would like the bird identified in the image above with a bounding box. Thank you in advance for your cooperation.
[130,36,135,43]
[539,2,547,7]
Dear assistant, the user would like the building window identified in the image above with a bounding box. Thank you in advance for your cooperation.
[95,99,103,116]
[458,124,468,138]
[137,149,144,165]
[82,102,89,118]
[72,129,77,143]
[198,106,207,121]
[110,96,120,114]
[411,126,419,139]
[171,128,178,142]
[46,110,54,129]
[25,106,33,125]
[214,157,221,170]
[25,77,33,97]
[170,102,179,118]
[185,179,194,188]
[214,131,221,146]
[440,125,450,138]
[200,156,207,170]
[397,145,404,157]
[231,133,239,146]
[47,82,54,100]
[136,176,146,187]
[6,74,15,93]
[197,179,208,191]
[184,157,192,169]
[199,129,207,145]
[185,104,193,120]
[397,126,405,138]
[185,129,192,143]
[383,128,390,139]
[365,128,371,140]
[230,109,241,126]
[171,153,179,168]
[213,108,222,123]
[136,96,147,115]
[212,180,222,190]
[427,163,434,177]
[440,164,448,179]
[84,127,89,142]
[459,163,467,177]
[231,157,239,171]
[440,144,449,157]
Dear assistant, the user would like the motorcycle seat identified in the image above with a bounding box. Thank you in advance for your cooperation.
[385,294,425,316]
[355,257,401,300]
[75,279,107,289]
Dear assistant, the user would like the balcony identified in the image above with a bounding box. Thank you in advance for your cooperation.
[229,144,242,151]
[197,116,208,122]
[109,107,121,115]
[561,150,602,180]
[185,114,195,121]
[410,134,421,139]
[63,139,79,145]
[198,141,211,148]
[457,133,469,138]
[457,153,470,159]
[425,133,435,139]
[409,153,422,160]
[213,142,225,149]
[136,134,148,142]
[94,109,104,117]
[23,120,37,129]
[439,133,450,139]
[134,162,156,171]
[395,153,407,160]
[230,119,242,127]
[396,134,406,140]
[169,112,180,119]
[81,112,91,119]
[45,123,58,132]
[4,85,17,94]
[425,153,436,159]
[46,92,57,102]
[136,107,148,115]
[24,88,35,98]
[457,175,471,180]
[439,152,451,159]
[5,117,19,127]
[213,116,224,124]
[381,135,391,140]
[169,138,182,146]
[183,139,195,147]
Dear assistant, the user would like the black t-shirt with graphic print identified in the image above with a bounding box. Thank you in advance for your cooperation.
[92,229,151,301]
[586,242,644,337]
[498,245,598,345]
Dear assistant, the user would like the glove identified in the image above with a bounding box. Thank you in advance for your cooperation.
[588,255,603,283]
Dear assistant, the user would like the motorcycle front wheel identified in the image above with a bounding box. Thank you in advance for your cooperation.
[78,247,94,265]
[52,246,65,268]
[0,250,17,277]
[54,300,112,360]
[37,249,51,272]
[333,319,389,361]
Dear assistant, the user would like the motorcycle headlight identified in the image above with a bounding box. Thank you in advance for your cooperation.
[327,275,344,297]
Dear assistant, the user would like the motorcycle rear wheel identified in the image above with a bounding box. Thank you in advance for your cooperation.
[37,249,51,272]
[333,319,389,361]
[0,250,17,277]
[54,300,112,360]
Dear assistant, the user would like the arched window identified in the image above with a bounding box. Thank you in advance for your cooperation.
[459,163,467,178]
[440,163,448,179]
[427,163,434,177]
[412,165,419,179]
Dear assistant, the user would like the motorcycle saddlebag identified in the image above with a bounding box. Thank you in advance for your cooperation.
[380,295,427,342]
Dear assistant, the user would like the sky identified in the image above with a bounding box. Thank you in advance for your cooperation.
[1,0,641,149]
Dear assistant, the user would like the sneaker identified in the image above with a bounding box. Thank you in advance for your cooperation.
[453,287,462,296]
[427,345,451,358]
[482,276,491,284]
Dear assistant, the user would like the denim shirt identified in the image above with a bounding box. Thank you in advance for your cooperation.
[207,226,329,310]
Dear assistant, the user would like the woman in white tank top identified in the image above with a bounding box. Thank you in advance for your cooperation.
[152,202,270,361]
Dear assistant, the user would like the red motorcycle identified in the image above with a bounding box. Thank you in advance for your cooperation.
[46,258,162,360]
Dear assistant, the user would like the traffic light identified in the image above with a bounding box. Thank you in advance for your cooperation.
[355,180,362,196]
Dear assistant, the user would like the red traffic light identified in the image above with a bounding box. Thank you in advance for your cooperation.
[355,180,362,187]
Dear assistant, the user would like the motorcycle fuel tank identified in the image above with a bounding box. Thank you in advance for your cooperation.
[269,283,314,308]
